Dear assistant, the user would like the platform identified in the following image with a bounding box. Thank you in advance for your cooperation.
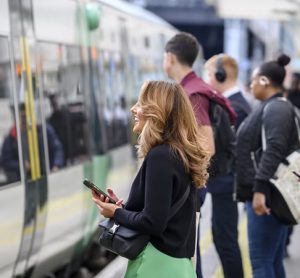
[95,195,300,278]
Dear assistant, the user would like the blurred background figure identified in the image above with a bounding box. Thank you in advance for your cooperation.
[1,104,64,183]
[287,72,300,109]
[48,93,87,164]
[48,93,71,164]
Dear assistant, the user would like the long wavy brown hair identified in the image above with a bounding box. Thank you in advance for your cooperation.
[137,80,210,188]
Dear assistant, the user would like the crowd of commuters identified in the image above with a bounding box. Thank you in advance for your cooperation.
[89,31,299,278]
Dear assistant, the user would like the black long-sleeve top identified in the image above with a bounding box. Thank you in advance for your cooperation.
[114,144,196,258]
[235,94,299,201]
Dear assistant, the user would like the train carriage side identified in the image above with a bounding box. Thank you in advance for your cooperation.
[0,1,26,277]
[0,0,180,277]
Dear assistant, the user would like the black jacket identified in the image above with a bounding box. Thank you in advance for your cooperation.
[235,93,299,202]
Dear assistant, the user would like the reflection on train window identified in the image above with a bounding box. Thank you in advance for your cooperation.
[102,51,129,150]
[40,43,88,167]
[144,36,150,48]
[12,38,60,181]
[110,32,116,44]
[0,37,21,186]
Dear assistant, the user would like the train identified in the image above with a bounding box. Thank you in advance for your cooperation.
[0,0,202,277]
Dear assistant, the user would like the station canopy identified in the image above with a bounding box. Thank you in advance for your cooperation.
[204,0,300,21]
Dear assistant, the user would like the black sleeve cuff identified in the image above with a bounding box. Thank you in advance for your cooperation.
[253,179,271,197]
[113,207,124,223]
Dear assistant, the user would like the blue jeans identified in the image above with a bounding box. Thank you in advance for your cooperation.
[246,202,288,278]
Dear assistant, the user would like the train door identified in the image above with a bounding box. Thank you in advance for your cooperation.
[32,42,91,277]
[8,0,48,276]
[0,1,25,276]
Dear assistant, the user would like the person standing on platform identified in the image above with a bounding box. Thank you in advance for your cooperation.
[204,54,251,278]
[287,72,300,109]
[235,54,296,278]
[163,32,236,278]
[92,81,210,278]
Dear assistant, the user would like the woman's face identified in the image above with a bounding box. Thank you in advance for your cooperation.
[130,101,146,134]
[250,68,265,101]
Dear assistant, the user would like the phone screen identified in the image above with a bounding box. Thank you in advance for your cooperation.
[83,179,116,204]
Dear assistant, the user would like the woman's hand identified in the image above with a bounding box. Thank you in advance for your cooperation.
[92,190,123,218]
[107,188,120,203]
[252,192,271,216]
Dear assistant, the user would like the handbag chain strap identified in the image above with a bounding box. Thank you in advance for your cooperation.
[168,184,191,220]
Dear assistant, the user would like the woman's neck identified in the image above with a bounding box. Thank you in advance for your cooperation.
[263,87,282,100]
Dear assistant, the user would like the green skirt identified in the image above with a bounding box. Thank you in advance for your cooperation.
[124,243,196,278]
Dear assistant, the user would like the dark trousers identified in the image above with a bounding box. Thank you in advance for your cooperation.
[211,193,244,278]
[246,202,288,278]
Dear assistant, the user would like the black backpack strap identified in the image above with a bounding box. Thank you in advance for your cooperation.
[169,184,191,220]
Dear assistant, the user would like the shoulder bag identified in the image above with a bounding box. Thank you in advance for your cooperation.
[98,184,191,260]
[261,100,300,225]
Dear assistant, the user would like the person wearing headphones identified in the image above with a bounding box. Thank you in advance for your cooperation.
[204,54,250,278]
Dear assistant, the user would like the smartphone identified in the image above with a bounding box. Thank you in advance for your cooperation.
[83,179,116,204]
[292,171,300,179]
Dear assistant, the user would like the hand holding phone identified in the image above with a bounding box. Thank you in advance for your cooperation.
[83,179,116,204]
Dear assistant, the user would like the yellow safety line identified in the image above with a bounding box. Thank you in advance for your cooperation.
[200,229,213,256]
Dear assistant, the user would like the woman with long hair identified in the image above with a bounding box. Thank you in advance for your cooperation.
[235,54,299,278]
[92,81,210,277]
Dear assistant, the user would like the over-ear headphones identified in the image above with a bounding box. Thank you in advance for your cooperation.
[215,55,226,83]
[259,76,270,86]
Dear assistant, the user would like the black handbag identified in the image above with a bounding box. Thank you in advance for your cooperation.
[98,184,191,260]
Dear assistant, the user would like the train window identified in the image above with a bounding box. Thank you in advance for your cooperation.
[39,43,89,167]
[85,47,106,154]
[101,51,129,150]
[17,39,51,180]
[99,31,104,41]
[110,32,116,44]
[1,37,51,183]
[0,37,20,186]
[144,36,150,48]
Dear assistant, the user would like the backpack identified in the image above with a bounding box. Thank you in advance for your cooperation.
[208,100,236,178]
[183,74,237,178]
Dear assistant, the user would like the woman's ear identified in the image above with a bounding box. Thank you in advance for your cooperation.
[259,76,270,86]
